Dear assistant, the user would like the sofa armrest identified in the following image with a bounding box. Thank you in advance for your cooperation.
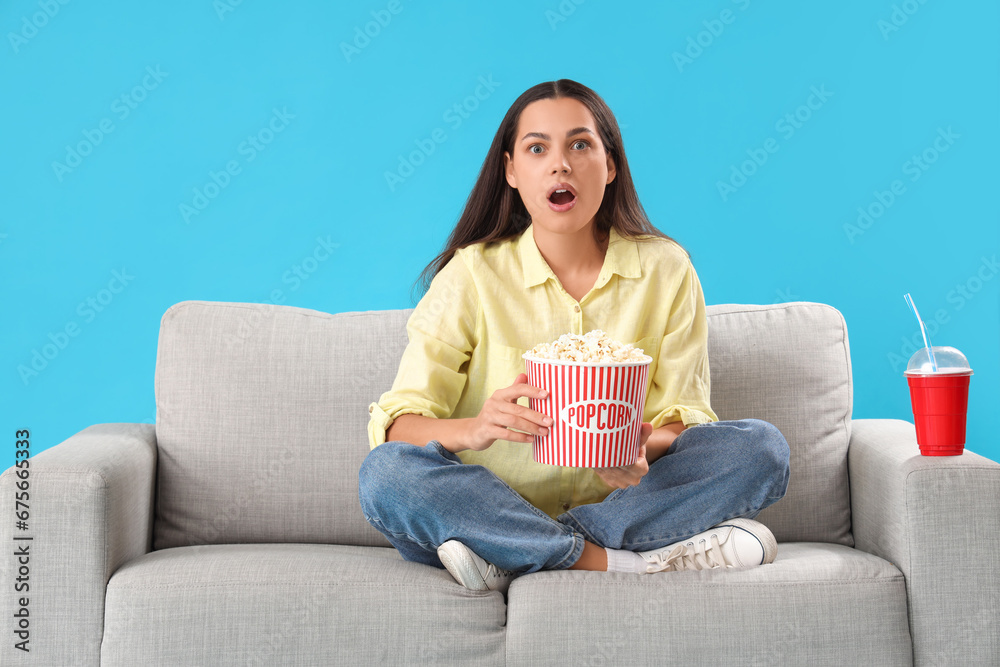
[0,423,156,667]
[848,418,1000,665]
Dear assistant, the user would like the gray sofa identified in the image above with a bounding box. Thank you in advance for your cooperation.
[2,299,998,666]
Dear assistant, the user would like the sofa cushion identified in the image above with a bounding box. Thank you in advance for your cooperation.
[505,542,910,665]
[153,300,852,549]
[102,544,506,666]
[153,301,407,549]
[706,303,853,545]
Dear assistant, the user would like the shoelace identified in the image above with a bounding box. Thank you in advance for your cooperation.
[484,562,514,581]
[649,532,730,572]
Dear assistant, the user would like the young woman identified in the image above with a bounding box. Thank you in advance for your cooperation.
[359,79,790,592]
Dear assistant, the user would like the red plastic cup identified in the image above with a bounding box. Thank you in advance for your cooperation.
[904,346,973,456]
[524,355,650,467]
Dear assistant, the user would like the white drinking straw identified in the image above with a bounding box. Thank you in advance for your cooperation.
[903,293,938,372]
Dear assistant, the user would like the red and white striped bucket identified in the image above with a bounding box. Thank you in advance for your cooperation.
[523,355,651,467]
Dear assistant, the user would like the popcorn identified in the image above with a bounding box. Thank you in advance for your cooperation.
[525,330,652,363]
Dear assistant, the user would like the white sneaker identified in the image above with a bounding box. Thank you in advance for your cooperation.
[437,540,515,593]
[638,518,777,573]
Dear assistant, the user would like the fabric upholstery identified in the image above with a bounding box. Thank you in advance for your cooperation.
[7,300,999,665]
[706,303,854,545]
[153,300,853,549]
[102,543,505,666]
[153,301,405,549]
[0,423,156,667]
[506,542,911,665]
[849,418,1000,665]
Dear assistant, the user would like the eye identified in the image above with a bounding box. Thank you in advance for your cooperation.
[528,140,589,154]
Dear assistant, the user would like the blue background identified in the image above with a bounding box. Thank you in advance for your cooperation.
[3,0,998,464]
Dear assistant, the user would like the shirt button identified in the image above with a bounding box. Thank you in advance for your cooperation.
[573,305,581,313]
[562,502,570,511]
[368,405,374,414]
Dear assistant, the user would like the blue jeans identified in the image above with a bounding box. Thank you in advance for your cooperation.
[358,419,789,574]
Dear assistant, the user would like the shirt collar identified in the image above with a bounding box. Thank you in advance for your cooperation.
[517,224,642,289]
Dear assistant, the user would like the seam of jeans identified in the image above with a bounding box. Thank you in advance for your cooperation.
[558,513,602,548]
[550,531,585,570]
[426,440,457,462]
[479,462,572,526]
[372,444,580,571]
[767,467,791,501]
[429,441,579,536]
[365,514,439,553]
[423,441,570,529]
[622,504,759,551]
[472,470,580,568]
[604,487,625,502]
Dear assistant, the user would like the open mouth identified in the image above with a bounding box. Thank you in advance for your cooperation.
[546,183,578,211]
[548,189,576,206]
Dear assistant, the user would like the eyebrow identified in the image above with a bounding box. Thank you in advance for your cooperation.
[519,127,594,143]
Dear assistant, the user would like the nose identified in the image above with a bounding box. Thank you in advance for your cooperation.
[549,146,571,174]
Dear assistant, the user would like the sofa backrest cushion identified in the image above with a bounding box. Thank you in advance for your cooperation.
[706,303,853,546]
[153,301,404,550]
[152,300,853,550]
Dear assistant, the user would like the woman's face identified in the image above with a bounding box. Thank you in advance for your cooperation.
[503,97,616,237]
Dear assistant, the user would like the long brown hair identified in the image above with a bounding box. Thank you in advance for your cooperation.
[412,78,683,301]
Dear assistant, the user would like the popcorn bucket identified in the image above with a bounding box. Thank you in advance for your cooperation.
[523,355,651,467]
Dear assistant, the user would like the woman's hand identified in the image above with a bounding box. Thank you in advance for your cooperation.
[463,373,553,452]
[593,422,654,489]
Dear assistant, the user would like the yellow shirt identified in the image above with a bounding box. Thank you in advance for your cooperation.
[367,224,718,519]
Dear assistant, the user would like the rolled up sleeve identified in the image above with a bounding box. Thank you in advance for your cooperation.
[646,259,719,428]
[367,254,480,449]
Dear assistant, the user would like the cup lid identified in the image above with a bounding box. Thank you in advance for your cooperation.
[904,346,973,376]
